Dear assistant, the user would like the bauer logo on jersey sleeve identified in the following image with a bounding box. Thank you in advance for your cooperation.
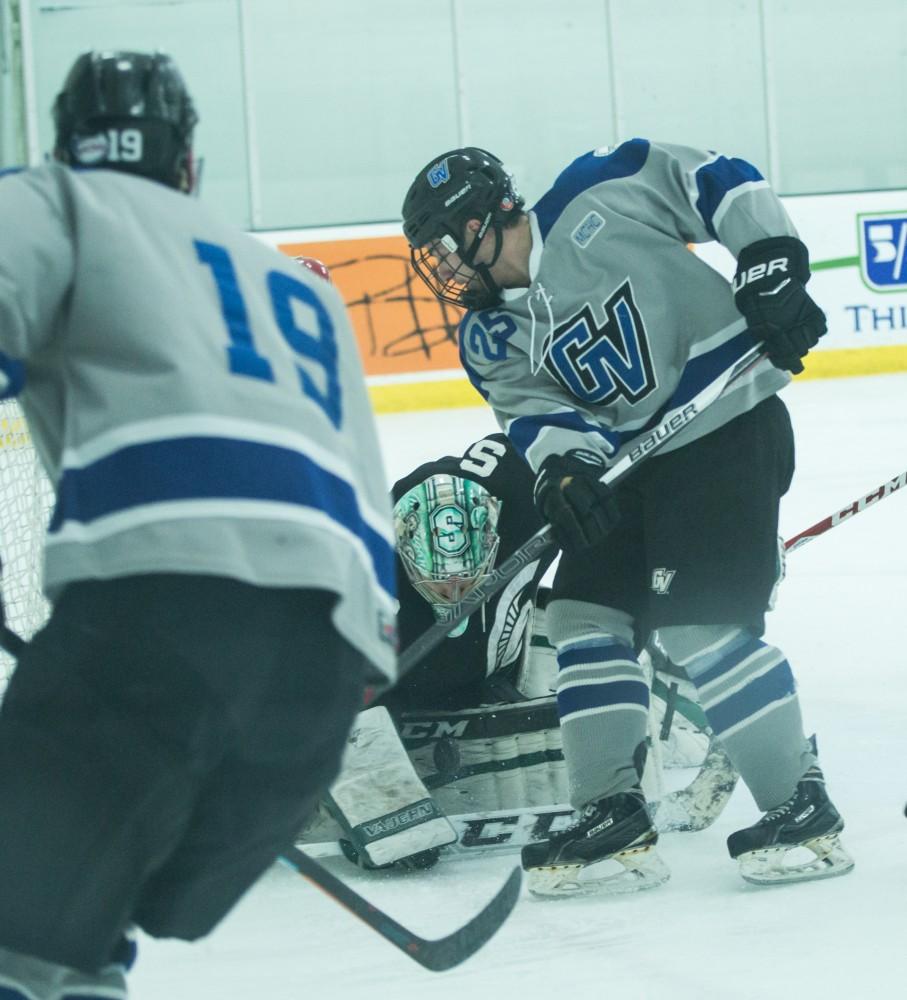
[571,211,606,248]
[858,212,907,291]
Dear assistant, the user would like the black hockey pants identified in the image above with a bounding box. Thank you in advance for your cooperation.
[0,574,365,972]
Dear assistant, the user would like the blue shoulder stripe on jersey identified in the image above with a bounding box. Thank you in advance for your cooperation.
[457,313,491,401]
[0,351,25,400]
[694,156,764,239]
[0,166,25,180]
[533,139,650,240]
[508,409,623,459]
[48,437,396,598]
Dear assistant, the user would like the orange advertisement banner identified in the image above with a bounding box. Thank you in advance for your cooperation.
[278,235,465,379]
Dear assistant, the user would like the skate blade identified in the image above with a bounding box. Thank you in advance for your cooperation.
[738,833,855,885]
[527,843,670,898]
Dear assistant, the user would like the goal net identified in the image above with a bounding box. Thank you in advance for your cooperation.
[0,399,53,696]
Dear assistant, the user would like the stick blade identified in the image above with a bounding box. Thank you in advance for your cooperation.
[282,846,522,972]
[412,865,522,971]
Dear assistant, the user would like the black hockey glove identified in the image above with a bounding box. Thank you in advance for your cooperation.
[534,450,620,553]
[733,236,827,375]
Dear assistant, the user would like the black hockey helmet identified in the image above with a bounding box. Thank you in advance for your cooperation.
[401,147,524,310]
[53,50,198,191]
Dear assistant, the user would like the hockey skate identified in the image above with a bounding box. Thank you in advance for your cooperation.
[521,788,670,897]
[727,765,854,885]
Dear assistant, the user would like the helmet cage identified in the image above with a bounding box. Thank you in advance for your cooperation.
[409,225,505,311]
[394,475,502,615]
[402,147,522,310]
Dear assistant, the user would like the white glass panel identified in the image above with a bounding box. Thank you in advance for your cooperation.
[245,0,458,229]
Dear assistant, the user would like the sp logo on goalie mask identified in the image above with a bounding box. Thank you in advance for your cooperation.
[651,568,676,596]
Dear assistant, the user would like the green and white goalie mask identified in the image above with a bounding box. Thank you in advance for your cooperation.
[394,475,502,637]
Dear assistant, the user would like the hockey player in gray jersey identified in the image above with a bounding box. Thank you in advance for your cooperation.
[0,51,395,999]
[402,141,853,895]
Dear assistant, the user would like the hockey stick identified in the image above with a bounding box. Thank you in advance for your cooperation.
[783,469,907,554]
[281,846,521,971]
[398,343,767,676]
[0,621,522,972]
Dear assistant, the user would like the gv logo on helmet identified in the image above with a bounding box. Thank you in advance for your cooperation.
[427,158,451,188]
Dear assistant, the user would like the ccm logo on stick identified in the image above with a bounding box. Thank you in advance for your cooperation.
[831,473,907,525]
[733,257,789,292]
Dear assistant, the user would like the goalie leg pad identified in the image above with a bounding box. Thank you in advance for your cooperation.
[327,706,456,868]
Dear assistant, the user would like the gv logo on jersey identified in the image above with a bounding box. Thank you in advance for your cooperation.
[427,158,451,188]
[859,212,907,291]
[544,280,656,406]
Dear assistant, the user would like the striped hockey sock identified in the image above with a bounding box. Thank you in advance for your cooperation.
[555,633,650,808]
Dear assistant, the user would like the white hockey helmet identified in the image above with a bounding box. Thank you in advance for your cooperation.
[394,474,501,633]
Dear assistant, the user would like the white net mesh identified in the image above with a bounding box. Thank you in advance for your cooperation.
[0,399,53,695]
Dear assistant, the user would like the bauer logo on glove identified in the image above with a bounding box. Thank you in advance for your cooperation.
[732,236,827,376]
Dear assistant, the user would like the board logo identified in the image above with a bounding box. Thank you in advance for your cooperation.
[858,211,907,291]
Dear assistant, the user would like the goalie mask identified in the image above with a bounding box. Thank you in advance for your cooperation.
[394,474,502,637]
[401,147,524,310]
[53,50,198,192]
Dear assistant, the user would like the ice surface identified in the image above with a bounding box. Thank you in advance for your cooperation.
[130,373,907,1000]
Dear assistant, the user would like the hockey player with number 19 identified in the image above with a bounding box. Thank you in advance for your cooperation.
[0,51,395,999]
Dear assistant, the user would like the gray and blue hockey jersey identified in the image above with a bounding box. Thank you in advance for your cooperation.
[458,139,795,473]
[0,164,396,681]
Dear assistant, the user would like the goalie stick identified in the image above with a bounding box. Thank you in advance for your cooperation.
[398,343,767,677]
[0,621,521,972]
